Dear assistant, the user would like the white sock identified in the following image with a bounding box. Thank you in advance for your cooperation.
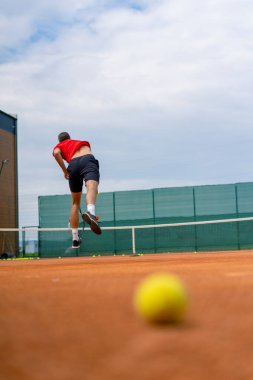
[87,204,95,216]
[72,228,79,241]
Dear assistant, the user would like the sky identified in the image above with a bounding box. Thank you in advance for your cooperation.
[1,0,253,226]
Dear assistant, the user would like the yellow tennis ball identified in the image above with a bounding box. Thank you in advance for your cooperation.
[134,273,188,324]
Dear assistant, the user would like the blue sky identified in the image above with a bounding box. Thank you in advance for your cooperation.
[1,0,253,226]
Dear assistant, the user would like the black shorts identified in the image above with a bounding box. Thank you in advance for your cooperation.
[67,154,100,193]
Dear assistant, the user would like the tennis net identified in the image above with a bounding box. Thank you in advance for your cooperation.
[1,216,253,258]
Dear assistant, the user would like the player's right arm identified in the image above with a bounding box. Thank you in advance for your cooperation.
[53,148,69,179]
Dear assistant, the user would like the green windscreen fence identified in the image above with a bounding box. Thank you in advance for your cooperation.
[38,182,253,257]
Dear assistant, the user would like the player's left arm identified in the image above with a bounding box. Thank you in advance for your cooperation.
[53,148,69,179]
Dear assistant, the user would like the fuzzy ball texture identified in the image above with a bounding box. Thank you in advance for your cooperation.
[134,273,188,324]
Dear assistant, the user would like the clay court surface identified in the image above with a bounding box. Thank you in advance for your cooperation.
[1,251,253,380]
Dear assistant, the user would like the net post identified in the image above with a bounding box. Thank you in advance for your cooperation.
[193,187,198,252]
[132,227,136,254]
[152,189,157,253]
[113,192,117,255]
[22,227,25,257]
[235,184,241,250]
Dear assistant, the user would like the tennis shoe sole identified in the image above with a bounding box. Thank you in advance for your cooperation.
[82,212,102,235]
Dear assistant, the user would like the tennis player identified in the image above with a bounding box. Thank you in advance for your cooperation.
[53,132,101,248]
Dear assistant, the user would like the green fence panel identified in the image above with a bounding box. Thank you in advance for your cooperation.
[194,184,237,220]
[37,183,253,257]
[154,187,195,223]
[114,189,154,225]
[39,195,71,228]
[153,187,196,252]
[236,183,253,249]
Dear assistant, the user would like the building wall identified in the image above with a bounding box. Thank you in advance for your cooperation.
[0,111,18,255]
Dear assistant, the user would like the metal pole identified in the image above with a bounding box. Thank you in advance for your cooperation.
[0,159,9,177]
[0,159,9,257]
[235,184,241,250]
[132,227,136,254]
[113,192,116,255]
[152,189,157,253]
[193,187,198,252]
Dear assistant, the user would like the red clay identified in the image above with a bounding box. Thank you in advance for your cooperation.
[0,251,253,380]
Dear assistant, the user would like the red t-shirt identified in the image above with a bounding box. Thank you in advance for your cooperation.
[53,139,91,163]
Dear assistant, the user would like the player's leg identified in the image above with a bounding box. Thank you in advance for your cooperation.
[82,179,101,235]
[80,154,101,235]
[67,158,84,247]
[86,179,98,211]
[70,191,82,248]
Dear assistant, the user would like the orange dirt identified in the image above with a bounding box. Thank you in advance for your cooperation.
[0,251,253,380]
